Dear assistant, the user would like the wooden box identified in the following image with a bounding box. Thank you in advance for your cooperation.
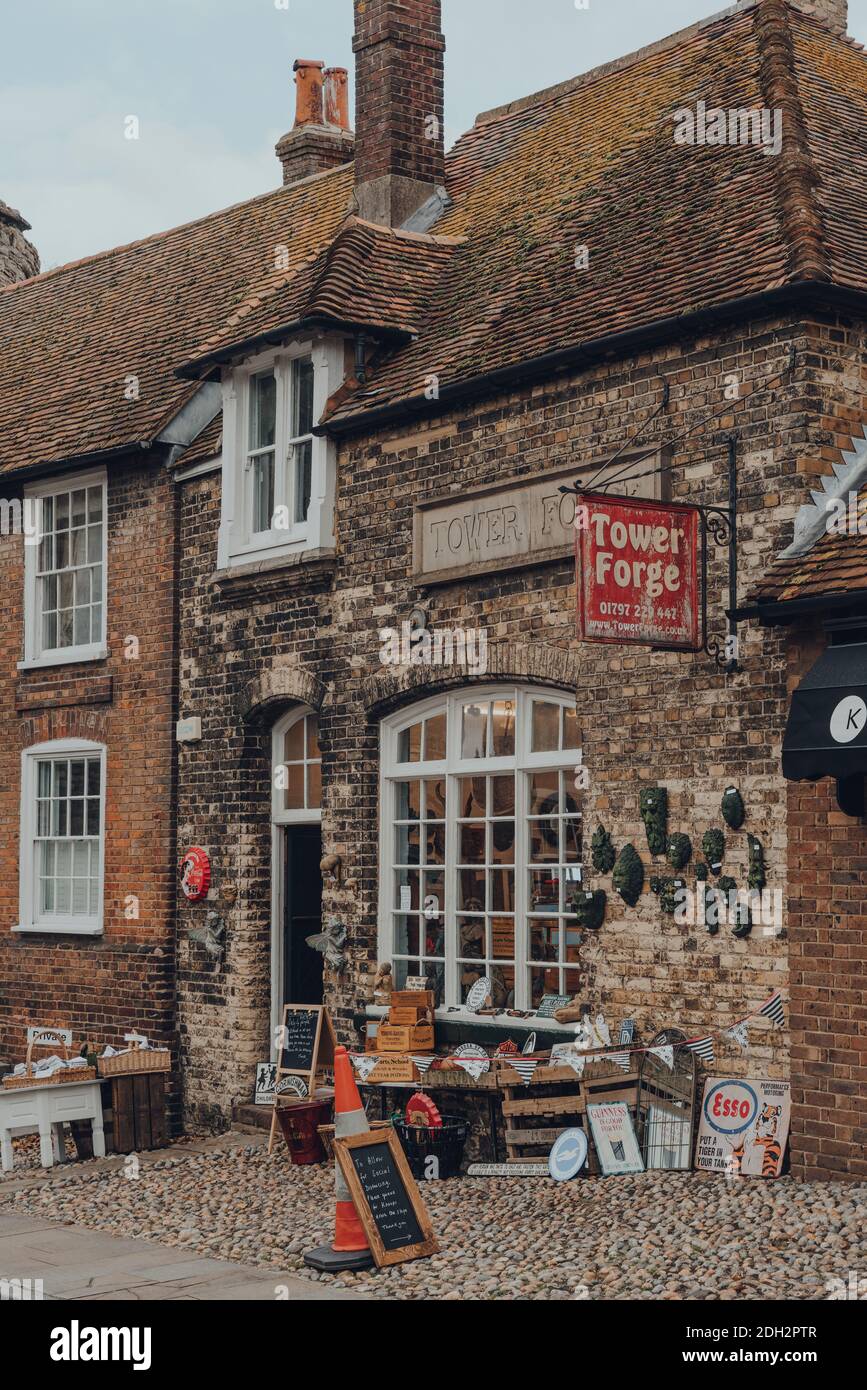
[105,1074,168,1153]
[390,990,435,1011]
[368,1056,418,1083]
[389,1005,433,1026]
[376,1022,435,1053]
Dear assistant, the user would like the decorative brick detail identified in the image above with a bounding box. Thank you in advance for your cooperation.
[239,662,327,724]
[15,674,113,714]
[363,642,580,715]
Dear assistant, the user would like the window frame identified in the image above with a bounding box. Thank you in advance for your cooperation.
[378,686,582,1012]
[20,469,108,671]
[16,738,107,937]
[271,707,322,826]
[218,338,341,571]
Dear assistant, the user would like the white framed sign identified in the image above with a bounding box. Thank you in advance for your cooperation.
[255,1061,277,1105]
[695,1078,790,1178]
[587,1102,644,1176]
[27,1026,72,1047]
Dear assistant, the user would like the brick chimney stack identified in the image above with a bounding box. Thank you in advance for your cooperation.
[275,59,354,186]
[739,0,847,35]
[352,0,446,227]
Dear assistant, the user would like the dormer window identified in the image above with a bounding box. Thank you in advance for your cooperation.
[218,339,341,572]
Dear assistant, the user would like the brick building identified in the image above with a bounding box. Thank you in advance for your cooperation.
[1,0,864,1178]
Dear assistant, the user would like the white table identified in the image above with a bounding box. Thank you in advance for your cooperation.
[0,1078,105,1171]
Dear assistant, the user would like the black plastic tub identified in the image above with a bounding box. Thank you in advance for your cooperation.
[394,1115,469,1179]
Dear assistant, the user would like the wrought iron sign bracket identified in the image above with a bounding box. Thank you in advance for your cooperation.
[560,433,740,673]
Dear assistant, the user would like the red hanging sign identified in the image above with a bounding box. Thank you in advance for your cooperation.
[575,493,700,650]
[180,847,211,901]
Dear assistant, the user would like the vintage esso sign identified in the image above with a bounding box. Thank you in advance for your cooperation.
[575,493,700,649]
[702,1080,759,1136]
[180,847,211,901]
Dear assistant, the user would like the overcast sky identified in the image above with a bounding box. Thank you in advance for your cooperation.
[3,0,866,270]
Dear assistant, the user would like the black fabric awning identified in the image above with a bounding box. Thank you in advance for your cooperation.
[783,641,867,781]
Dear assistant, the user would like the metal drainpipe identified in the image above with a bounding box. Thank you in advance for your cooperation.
[355,332,367,383]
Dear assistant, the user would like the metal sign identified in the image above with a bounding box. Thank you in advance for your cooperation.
[575,493,700,650]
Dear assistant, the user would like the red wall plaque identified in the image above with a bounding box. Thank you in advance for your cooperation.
[180,847,211,901]
[575,493,700,650]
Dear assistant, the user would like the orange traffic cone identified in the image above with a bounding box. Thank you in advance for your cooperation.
[304,1046,375,1272]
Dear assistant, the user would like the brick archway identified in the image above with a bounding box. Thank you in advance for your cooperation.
[238,661,326,725]
[362,641,580,717]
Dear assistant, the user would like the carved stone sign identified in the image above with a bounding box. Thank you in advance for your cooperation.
[414,458,661,587]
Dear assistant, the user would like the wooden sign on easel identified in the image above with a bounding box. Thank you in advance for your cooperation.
[267,1004,336,1155]
[333,1128,439,1267]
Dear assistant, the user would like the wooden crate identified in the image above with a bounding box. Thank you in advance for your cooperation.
[368,1056,418,1083]
[390,991,435,1011]
[376,1022,434,1053]
[497,1065,639,1169]
[106,1074,168,1153]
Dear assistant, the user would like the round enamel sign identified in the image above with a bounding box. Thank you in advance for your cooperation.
[829,695,866,745]
[466,977,492,1011]
[180,847,211,901]
[702,1080,759,1137]
[548,1128,588,1182]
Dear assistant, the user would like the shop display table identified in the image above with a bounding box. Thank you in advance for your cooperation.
[0,1079,106,1171]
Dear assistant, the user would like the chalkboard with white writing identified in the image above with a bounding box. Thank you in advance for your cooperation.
[279,1007,320,1076]
[334,1129,439,1267]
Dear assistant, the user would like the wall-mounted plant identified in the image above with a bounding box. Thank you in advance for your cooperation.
[695,861,709,882]
[701,828,726,875]
[701,883,720,935]
[747,834,766,891]
[613,844,644,907]
[572,889,606,931]
[666,833,692,871]
[639,787,668,857]
[657,876,687,916]
[590,825,616,875]
[721,786,746,831]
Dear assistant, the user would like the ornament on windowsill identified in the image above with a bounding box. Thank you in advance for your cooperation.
[572,888,606,930]
[701,828,726,876]
[639,786,668,857]
[747,835,766,891]
[613,844,644,907]
[721,786,746,830]
[666,833,692,871]
[590,825,616,874]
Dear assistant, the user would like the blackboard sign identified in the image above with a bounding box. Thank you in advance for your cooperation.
[267,1004,336,1157]
[334,1129,439,1267]
[279,1007,320,1075]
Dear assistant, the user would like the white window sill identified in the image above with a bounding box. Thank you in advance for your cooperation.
[17,646,109,673]
[366,1004,579,1035]
[225,536,310,569]
[13,922,103,937]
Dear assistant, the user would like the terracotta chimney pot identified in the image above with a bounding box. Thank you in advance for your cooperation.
[293,59,325,128]
[323,68,350,130]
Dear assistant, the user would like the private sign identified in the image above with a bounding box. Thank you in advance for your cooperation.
[575,493,700,650]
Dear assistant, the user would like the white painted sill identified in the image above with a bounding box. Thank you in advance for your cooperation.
[17,646,109,673]
[366,1004,578,1036]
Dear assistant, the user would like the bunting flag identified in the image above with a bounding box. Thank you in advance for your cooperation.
[649,1044,675,1070]
[757,991,785,1028]
[453,1057,490,1081]
[352,1055,379,1082]
[610,1051,632,1072]
[685,1036,715,1063]
[411,1055,435,1078]
[563,1054,586,1078]
[508,1058,539,1086]
[726,1022,750,1052]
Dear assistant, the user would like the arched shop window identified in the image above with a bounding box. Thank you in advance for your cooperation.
[272,709,322,822]
[379,687,582,1010]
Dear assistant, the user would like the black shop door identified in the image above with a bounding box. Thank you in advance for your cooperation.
[283,825,323,1006]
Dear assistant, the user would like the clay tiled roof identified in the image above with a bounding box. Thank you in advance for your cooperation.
[0,166,353,475]
[749,493,867,606]
[178,218,463,376]
[324,2,867,430]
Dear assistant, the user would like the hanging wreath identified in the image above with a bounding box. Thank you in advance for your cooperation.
[590,825,616,874]
[666,833,692,871]
[639,787,668,857]
[613,844,644,907]
[721,786,746,830]
[701,828,726,875]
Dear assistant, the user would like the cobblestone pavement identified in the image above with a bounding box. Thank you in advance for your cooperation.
[1,1134,864,1300]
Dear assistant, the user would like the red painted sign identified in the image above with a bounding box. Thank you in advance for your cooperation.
[575,493,700,650]
[180,847,211,902]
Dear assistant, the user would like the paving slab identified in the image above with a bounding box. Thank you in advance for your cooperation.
[0,1212,362,1302]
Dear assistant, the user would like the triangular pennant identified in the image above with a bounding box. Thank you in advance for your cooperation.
[352,1054,379,1082]
[509,1058,539,1086]
[684,1036,715,1063]
[726,1022,750,1052]
[610,1050,632,1072]
[649,1045,675,1070]
[757,991,785,1028]
[454,1057,490,1081]
[411,1055,435,1077]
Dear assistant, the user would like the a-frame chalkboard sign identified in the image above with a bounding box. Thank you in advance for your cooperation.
[333,1128,439,1267]
[267,1004,337,1155]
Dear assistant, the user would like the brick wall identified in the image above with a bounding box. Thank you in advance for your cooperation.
[175,308,866,1142]
[787,621,867,1180]
[352,0,445,188]
[0,455,178,1105]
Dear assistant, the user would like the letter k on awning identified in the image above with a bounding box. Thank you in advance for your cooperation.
[783,641,867,781]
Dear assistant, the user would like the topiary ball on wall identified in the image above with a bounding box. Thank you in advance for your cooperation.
[590,825,616,875]
[613,844,644,907]
[666,833,692,871]
[572,889,606,931]
[721,786,746,830]
[639,787,668,857]
[702,828,726,875]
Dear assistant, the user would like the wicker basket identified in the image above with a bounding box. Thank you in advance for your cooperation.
[97,1037,171,1077]
[2,1030,97,1089]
